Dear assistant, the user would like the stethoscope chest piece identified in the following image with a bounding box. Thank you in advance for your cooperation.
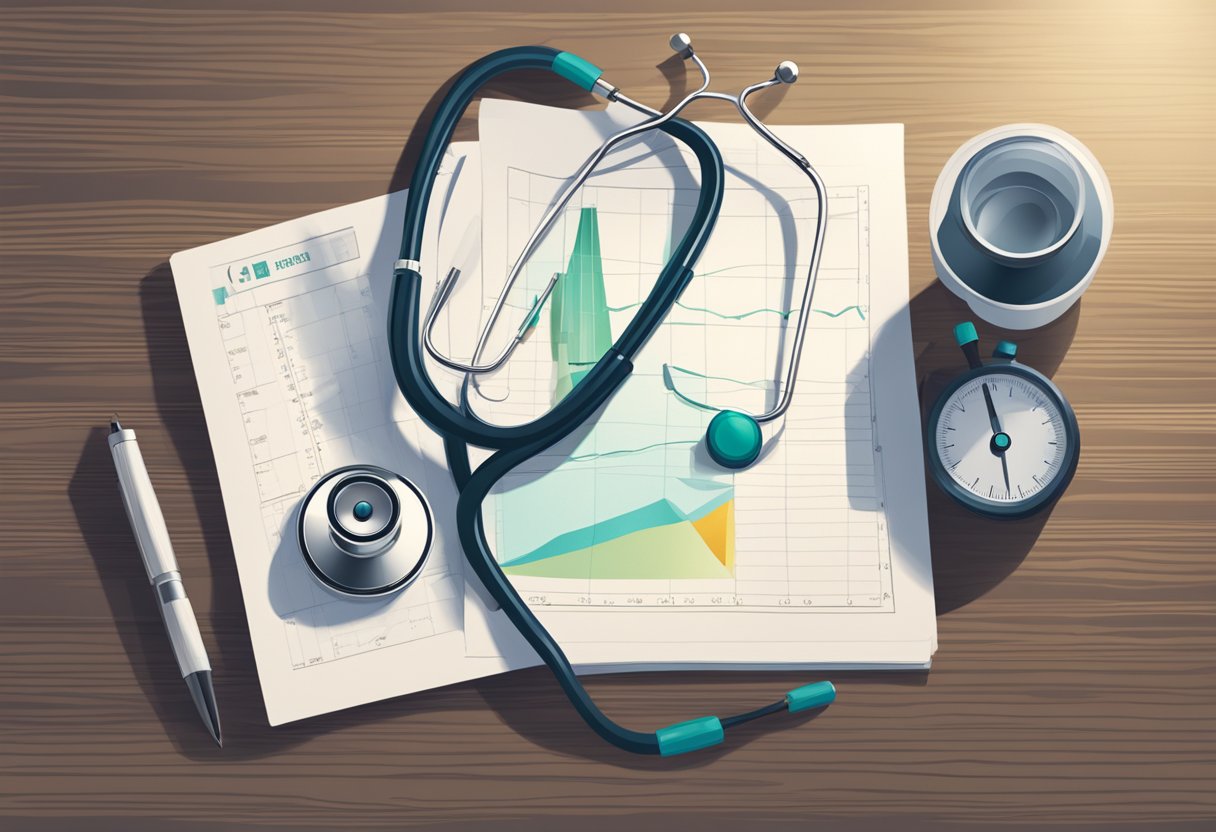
[297,465,432,597]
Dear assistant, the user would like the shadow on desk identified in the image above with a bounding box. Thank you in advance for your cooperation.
[97,266,934,768]
[909,281,1080,614]
[85,58,1080,761]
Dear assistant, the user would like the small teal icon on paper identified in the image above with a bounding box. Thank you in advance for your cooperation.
[253,260,271,279]
[212,287,228,306]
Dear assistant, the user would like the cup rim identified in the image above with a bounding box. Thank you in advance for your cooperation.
[929,123,1115,316]
[958,135,1087,264]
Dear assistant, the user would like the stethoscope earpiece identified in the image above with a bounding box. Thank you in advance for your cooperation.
[669,32,695,59]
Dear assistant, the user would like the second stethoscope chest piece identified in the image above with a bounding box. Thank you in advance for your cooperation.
[297,465,433,597]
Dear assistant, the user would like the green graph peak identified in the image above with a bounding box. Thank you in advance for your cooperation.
[551,207,613,402]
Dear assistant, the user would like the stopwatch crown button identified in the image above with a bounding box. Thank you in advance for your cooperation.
[953,321,979,347]
[993,340,1018,360]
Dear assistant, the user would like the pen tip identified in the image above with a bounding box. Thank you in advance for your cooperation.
[185,670,223,750]
[109,414,122,433]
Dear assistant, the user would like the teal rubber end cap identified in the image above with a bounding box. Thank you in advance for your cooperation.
[994,340,1018,360]
[656,716,724,756]
[352,500,373,521]
[552,51,603,92]
[786,681,836,713]
[706,410,762,469]
[954,321,979,347]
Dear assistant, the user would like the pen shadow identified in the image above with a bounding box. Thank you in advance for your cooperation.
[92,264,501,760]
[68,426,229,760]
[100,57,624,762]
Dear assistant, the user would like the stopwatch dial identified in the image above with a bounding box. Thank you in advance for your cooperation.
[934,371,1070,505]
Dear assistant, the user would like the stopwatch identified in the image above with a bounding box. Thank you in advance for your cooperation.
[925,322,1080,518]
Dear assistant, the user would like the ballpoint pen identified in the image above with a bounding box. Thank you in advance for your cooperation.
[108,418,222,747]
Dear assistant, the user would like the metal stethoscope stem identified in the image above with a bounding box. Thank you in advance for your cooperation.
[422,33,828,426]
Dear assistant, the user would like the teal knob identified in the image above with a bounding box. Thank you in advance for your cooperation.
[706,410,762,469]
[954,321,979,347]
[993,340,1018,360]
[352,500,374,521]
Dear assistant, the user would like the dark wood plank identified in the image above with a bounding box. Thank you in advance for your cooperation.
[1,1,1213,829]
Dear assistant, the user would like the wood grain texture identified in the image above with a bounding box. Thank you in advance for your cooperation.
[2,1,1214,830]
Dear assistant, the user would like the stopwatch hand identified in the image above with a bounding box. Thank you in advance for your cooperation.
[1000,453,1011,495]
[982,382,1003,434]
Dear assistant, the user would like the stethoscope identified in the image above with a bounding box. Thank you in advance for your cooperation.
[297,35,836,756]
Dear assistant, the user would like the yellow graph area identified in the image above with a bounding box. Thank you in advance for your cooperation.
[690,499,735,572]
[500,498,737,581]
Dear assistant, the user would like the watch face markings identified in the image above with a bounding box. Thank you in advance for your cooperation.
[933,369,1073,508]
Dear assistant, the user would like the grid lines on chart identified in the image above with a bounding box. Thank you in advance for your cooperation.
[484,155,893,612]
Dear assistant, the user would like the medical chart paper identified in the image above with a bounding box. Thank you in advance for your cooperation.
[463,100,936,669]
[170,146,531,725]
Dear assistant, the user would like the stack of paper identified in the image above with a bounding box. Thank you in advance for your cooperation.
[170,99,934,725]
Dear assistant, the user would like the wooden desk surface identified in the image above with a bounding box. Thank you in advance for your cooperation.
[2,2,1213,829]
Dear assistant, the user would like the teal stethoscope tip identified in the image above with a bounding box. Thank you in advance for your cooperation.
[705,410,763,469]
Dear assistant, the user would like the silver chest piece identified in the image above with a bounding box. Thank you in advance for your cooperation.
[297,465,433,597]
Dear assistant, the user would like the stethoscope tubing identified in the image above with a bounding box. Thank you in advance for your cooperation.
[390,45,834,755]
[448,422,663,754]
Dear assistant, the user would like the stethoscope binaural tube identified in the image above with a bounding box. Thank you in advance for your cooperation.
[389,46,724,452]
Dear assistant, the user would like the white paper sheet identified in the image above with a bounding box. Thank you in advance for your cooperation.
[462,100,936,669]
[170,146,531,725]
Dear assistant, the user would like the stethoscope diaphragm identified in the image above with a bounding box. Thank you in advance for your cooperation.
[296,465,432,597]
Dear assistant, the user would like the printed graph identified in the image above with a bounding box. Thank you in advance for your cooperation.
[482,151,893,611]
[500,476,736,580]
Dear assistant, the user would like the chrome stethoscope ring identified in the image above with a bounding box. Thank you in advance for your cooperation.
[296,465,433,597]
